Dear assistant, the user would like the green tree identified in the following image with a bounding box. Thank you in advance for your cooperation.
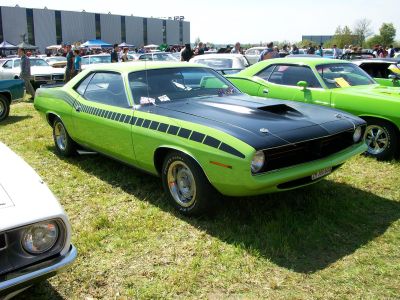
[379,23,396,45]
[365,35,383,48]
[330,25,356,48]
[353,18,373,46]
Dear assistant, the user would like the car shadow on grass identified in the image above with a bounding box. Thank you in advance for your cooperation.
[17,281,64,300]
[0,115,32,126]
[55,150,400,274]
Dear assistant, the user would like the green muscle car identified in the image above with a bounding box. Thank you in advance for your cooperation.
[34,62,366,215]
[227,57,400,160]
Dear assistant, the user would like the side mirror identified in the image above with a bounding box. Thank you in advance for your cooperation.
[388,74,399,81]
[297,81,308,90]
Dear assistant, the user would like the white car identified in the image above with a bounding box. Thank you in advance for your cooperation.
[244,47,266,65]
[44,56,67,69]
[131,52,178,62]
[0,142,76,299]
[0,58,65,88]
[189,53,250,74]
[81,54,111,70]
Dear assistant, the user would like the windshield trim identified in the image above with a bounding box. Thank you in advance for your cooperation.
[128,66,243,105]
[315,62,377,89]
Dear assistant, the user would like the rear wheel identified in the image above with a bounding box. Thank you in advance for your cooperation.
[52,117,76,157]
[0,95,10,122]
[161,151,217,216]
[364,120,398,160]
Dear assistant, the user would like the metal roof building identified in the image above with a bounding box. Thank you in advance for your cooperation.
[0,5,190,51]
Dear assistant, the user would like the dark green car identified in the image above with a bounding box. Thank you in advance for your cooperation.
[227,57,400,160]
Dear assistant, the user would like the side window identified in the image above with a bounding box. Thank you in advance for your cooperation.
[75,73,94,96]
[2,60,13,69]
[270,65,321,88]
[81,57,89,65]
[13,60,20,68]
[255,65,276,81]
[83,72,130,108]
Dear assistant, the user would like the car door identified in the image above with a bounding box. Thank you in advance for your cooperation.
[0,60,15,79]
[71,71,136,164]
[256,64,331,107]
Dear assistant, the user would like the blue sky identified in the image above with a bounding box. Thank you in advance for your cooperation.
[2,0,399,44]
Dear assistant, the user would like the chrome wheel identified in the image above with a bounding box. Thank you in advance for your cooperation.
[167,161,196,208]
[54,122,67,151]
[0,101,4,116]
[365,125,389,155]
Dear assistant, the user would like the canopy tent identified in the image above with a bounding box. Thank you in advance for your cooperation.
[16,41,38,50]
[118,42,135,48]
[81,39,112,48]
[46,44,62,50]
[0,40,18,50]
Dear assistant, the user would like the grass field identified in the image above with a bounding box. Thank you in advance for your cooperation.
[1,101,400,299]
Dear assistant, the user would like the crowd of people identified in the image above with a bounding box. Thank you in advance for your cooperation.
[12,38,399,101]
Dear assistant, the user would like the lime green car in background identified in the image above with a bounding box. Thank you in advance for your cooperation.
[34,62,367,215]
[227,58,400,160]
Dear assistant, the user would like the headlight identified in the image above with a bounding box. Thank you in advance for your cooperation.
[251,150,265,173]
[22,221,59,254]
[353,126,362,143]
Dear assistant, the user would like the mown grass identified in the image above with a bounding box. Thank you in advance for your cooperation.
[1,101,399,299]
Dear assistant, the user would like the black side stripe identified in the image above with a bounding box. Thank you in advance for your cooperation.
[51,93,245,159]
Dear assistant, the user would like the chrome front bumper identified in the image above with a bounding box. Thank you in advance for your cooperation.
[0,245,77,298]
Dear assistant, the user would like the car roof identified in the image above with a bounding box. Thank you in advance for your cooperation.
[81,61,206,72]
[191,54,244,60]
[234,57,353,76]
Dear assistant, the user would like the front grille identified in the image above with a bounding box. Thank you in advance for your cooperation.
[52,74,64,81]
[260,129,359,173]
[34,75,51,82]
[0,233,6,249]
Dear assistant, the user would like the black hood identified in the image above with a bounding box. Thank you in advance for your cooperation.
[140,94,363,150]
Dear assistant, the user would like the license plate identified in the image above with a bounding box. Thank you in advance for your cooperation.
[311,167,332,180]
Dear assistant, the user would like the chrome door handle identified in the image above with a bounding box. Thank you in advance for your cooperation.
[263,88,269,94]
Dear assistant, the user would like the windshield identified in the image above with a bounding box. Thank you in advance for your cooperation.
[128,67,241,105]
[195,58,234,69]
[316,63,376,88]
[90,55,111,64]
[13,58,49,67]
[46,57,67,63]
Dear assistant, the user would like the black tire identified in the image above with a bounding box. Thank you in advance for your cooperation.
[161,151,217,216]
[364,119,399,160]
[0,94,10,122]
[52,117,76,157]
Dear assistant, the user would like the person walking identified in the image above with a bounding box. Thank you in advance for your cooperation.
[181,44,193,62]
[64,44,74,82]
[18,47,35,100]
[231,42,242,54]
[111,44,119,63]
[121,48,129,62]
[316,45,323,57]
[73,49,81,77]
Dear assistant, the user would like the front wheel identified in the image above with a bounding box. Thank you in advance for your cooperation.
[0,95,10,122]
[364,120,399,160]
[52,117,76,157]
[161,151,217,216]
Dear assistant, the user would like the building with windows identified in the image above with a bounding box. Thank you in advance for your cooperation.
[302,35,334,45]
[0,6,190,52]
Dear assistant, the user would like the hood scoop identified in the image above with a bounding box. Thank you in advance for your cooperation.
[258,104,303,116]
